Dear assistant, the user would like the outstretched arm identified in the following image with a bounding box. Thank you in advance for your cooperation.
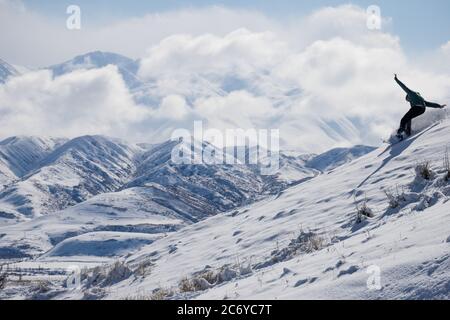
[394,74,413,94]
[425,101,446,109]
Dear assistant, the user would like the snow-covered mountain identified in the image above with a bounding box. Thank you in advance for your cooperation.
[83,118,449,300]
[0,136,65,189]
[0,136,142,221]
[2,115,447,299]
[0,118,446,300]
[0,133,374,262]
[1,118,443,300]
[0,58,19,84]
[47,51,142,89]
[0,136,66,177]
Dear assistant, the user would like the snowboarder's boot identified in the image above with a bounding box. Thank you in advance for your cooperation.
[396,128,405,141]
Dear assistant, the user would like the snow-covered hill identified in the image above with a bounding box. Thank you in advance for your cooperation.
[0,136,66,177]
[62,118,449,300]
[0,136,141,221]
[0,136,65,190]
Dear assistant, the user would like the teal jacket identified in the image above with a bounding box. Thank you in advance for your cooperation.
[395,77,442,108]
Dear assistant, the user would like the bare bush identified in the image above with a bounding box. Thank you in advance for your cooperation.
[84,260,133,288]
[384,185,406,209]
[178,276,213,293]
[291,230,325,252]
[195,269,217,285]
[416,161,433,180]
[254,230,326,270]
[354,194,374,223]
[178,277,197,293]
[150,287,174,300]
[124,287,174,300]
[444,148,450,181]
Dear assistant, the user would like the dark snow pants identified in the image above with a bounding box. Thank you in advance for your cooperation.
[398,106,426,136]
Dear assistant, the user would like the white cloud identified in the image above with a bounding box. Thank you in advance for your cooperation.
[139,29,287,78]
[156,95,191,120]
[441,41,450,53]
[135,5,450,151]
[0,2,277,67]
[1,3,449,152]
[0,66,149,139]
[195,91,277,128]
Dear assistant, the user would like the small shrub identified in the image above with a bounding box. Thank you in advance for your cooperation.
[179,275,213,293]
[355,195,374,223]
[178,277,197,293]
[416,161,433,180]
[124,287,173,300]
[291,230,325,252]
[84,260,133,288]
[254,230,326,270]
[216,267,238,284]
[150,287,173,300]
[444,148,450,181]
[196,269,217,285]
[384,185,406,209]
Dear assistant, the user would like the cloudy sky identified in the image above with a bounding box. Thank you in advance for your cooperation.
[0,0,449,152]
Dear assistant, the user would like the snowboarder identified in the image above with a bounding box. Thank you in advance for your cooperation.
[395,74,446,139]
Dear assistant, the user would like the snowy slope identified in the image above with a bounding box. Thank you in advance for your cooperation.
[0,136,142,221]
[0,140,315,257]
[0,136,66,177]
[0,186,201,258]
[129,141,275,216]
[47,51,142,89]
[306,145,377,172]
[0,134,374,263]
[90,119,450,300]
[0,136,66,191]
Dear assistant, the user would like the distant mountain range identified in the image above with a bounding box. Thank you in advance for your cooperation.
[0,134,373,225]
[0,133,374,258]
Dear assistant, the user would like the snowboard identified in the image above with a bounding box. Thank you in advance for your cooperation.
[383,131,413,145]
